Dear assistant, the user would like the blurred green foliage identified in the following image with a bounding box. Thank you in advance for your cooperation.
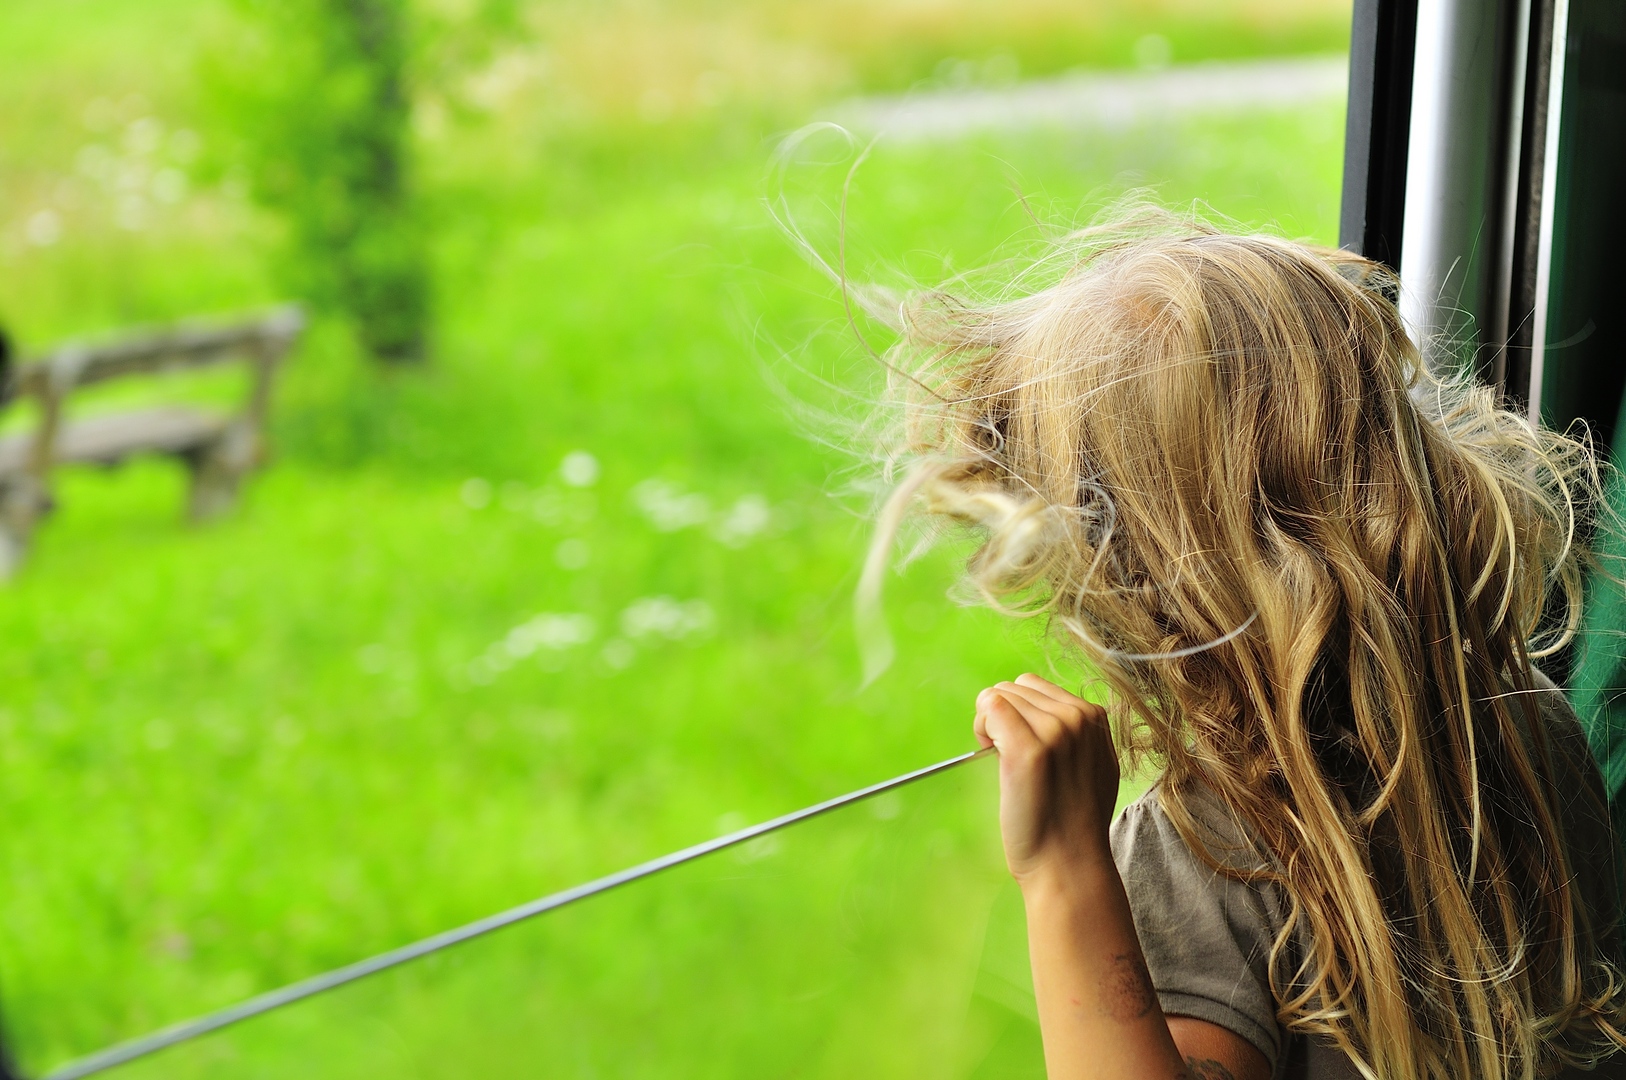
[214,0,431,362]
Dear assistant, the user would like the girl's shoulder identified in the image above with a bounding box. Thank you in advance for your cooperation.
[1111,668,1623,973]
[1110,781,1295,1074]
[1114,777,1269,876]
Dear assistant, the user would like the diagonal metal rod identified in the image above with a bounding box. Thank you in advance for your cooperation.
[43,745,996,1080]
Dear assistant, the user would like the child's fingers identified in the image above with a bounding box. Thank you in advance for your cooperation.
[1012,674,1105,734]
[973,699,995,749]
[996,680,1108,745]
[990,682,1075,743]
[1011,671,1068,696]
[995,680,1073,715]
[975,689,1042,758]
[1013,672,1096,713]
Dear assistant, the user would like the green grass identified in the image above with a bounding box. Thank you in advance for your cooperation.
[0,0,1348,1075]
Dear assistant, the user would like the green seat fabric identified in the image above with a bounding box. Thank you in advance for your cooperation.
[1571,402,1626,847]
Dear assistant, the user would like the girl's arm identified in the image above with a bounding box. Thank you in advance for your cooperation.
[975,674,1270,1080]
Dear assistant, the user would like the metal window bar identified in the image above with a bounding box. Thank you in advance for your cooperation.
[40,746,995,1080]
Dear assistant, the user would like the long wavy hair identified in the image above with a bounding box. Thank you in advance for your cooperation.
[868,210,1626,1079]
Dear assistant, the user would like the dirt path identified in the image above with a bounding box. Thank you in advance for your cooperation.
[830,55,1348,142]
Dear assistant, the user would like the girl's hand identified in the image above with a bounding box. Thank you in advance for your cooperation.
[974,673,1119,885]
[976,676,1267,1080]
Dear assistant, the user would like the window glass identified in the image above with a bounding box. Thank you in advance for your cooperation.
[0,3,1351,1075]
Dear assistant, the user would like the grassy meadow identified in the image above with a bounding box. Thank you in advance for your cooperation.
[0,0,1349,1075]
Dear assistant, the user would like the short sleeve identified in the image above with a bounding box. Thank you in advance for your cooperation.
[1110,787,1287,1072]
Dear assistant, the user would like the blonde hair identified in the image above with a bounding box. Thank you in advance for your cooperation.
[870,210,1626,1079]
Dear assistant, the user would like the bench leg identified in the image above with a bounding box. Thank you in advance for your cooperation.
[186,449,244,522]
[0,525,25,581]
[0,478,50,580]
[188,424,264,522]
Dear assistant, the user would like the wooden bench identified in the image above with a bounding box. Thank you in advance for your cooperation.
[0,305,305,576]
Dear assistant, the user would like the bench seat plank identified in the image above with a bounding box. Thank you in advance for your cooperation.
[0,407,230,477]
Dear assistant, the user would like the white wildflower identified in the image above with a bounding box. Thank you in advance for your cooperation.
[630,479,710,531]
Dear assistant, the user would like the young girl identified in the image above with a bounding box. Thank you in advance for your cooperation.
[874,215,1626,1079]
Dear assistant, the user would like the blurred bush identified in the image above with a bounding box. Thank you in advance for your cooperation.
[215,0,430,364]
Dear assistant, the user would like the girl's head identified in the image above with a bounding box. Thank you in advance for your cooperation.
[875,211,1621,1078]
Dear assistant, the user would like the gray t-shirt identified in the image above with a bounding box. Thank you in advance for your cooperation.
[1109,674,1623,1079]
